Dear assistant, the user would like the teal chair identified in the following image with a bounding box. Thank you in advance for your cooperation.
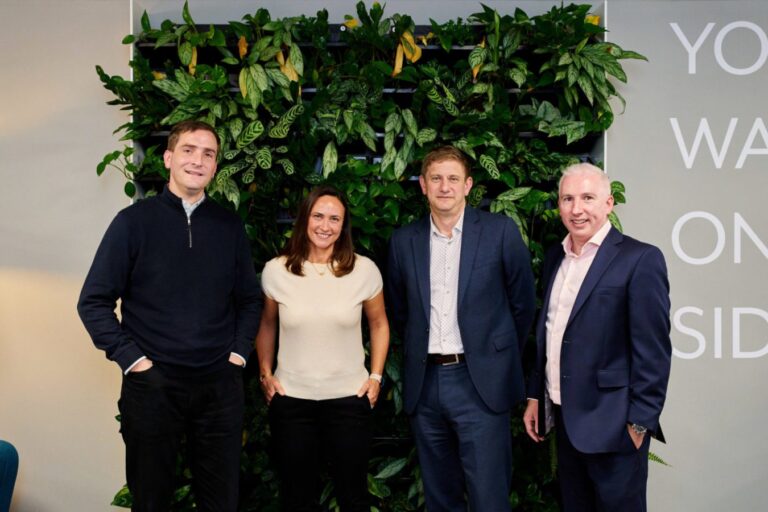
[0,441,18,512]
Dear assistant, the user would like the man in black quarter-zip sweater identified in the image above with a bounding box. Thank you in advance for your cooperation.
[78,120,262,512]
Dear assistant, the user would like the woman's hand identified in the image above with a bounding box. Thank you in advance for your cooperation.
[260,374,285,405]
[357,377,381,408]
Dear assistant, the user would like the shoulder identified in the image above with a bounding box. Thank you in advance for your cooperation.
[470,207,515,229]
[392,216,427,238]
[353,254,381,274]
[614,230,664,258]
[200,198,242,225]
[264,256,288,274]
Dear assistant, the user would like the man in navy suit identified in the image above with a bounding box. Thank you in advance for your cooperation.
[387,146,536,511]
[523,163,671,512]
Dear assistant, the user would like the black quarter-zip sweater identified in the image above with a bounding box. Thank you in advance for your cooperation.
[78,186,262,376]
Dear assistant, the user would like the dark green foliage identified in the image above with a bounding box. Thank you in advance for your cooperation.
[95,2,642,510]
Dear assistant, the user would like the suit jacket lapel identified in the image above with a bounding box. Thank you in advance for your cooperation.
[410,216,432,324]
[567,227,623,326]
[458,207,480,310]
[538,246,565,339]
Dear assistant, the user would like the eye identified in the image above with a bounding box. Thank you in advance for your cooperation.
[449,176,460,183]
[430,176,440,183]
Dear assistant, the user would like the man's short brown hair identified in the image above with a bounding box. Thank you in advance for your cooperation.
[167,120,220,152]
[421,145,471,177]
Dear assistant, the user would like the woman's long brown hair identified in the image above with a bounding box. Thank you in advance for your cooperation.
[282,185,356,277]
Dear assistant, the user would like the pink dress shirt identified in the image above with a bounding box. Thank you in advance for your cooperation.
[545,220,612,405]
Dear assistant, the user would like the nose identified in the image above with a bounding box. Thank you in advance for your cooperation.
[572,198,583,214]
[191,150,203,166]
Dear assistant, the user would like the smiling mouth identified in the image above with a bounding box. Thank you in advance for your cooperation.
[185,169,205,177]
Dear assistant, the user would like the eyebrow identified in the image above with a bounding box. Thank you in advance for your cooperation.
[180,144,217,154]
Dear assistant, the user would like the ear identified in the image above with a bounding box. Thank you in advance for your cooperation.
[163,149,172,169]
[464,176,473,196]
[418,175,427,195]
[606,194,615,213]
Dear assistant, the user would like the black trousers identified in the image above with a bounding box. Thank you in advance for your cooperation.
[268,394,372,512]
[554,405,650,512]
[118,364,244,512]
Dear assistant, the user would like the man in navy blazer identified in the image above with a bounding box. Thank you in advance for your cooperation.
[523,163,671,512]
[387,146,536,511]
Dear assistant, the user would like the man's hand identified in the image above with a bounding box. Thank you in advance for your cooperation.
[130,358,153,372]
[523,399,544,442]
[627,425,646,449]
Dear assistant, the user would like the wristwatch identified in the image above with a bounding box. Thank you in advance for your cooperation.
[629,423,648,435]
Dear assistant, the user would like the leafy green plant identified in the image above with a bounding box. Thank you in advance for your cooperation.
[95,2,645,510]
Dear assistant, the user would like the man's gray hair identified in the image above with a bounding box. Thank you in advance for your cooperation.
[558,162,612,196]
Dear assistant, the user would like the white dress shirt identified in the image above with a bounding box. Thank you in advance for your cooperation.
[428,213,465,355]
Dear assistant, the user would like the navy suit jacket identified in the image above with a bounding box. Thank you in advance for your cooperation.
[528,227,671,453]
[386,207,536,415]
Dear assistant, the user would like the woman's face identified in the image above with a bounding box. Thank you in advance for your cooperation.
[306,195,345,254]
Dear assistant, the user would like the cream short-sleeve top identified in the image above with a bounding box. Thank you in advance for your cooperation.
[261,254,383,400]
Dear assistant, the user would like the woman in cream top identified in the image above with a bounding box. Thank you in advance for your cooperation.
[256,185,389,512]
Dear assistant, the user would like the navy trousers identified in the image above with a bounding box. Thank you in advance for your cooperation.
[409,362,512,512]
[118,364,244,512]
[555,405,650,512]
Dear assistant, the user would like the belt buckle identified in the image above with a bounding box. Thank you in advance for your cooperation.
[443,354,460,366]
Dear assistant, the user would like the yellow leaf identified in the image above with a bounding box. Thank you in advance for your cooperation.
[238,36,248,59]
[188,46,197,76]
[400,31,421,63]
[276,50,285,66]
[417,32,434,46]
[586,14,600,25]
[281,60,299,82]
[151,71,166,80]
[238,68,247,98]
[343,18,359,29]
[392,43,404,77]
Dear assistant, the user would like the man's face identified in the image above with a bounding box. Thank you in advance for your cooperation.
[164,129,218,202]
[558,172,614,249]
[419,159,473,218]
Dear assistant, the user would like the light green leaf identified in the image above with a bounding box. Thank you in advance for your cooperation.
[400,109,418,137]
[178,41,193,66]
[322,141,337,177]
[236,120,264,149]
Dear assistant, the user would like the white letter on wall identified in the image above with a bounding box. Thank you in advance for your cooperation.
[735,118,768,169]
[714,21,768,75]
[734,212,768,263]
[672,211,726,264]
[673,307,707,359]
[733,308,768,358]
[670,22,716,74]
[670,117,738,169]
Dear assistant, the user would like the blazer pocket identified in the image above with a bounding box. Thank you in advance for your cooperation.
[492,332,517,351]
[597,368,629,389]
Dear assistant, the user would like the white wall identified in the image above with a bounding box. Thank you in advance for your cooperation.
[0,1,129,510]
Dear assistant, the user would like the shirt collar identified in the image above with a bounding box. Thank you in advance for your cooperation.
[430,210,465,239]
[562,219,612,257]
[182,194,205,217]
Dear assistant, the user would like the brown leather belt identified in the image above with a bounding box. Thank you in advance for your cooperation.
[427,353,465,365]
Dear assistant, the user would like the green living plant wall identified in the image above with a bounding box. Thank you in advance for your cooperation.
[96,2,643,510]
